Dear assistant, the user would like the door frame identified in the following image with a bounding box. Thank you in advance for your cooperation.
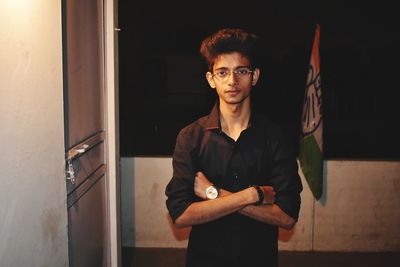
[62,0,119,265]
[104,0,120,266]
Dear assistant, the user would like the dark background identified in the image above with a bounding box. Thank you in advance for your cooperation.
[118,0,399,159]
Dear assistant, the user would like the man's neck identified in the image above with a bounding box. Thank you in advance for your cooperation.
[219,99,251,141]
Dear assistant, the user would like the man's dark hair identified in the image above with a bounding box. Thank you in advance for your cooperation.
[200,28,259,71]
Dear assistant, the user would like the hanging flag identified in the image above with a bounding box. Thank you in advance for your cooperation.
[299,24,323,200]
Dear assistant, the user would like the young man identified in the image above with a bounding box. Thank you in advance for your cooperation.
[165,28,302,267]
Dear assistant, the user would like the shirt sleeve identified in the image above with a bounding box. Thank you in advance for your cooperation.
[165,127,198,223]
[268,130,303,220]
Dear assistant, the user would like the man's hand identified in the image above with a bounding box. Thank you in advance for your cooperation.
[258,186,276,205]
[194,171,213,199]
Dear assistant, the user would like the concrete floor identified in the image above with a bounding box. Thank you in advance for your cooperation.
[122,247,400,267]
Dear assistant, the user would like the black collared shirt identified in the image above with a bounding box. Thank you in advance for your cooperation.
[165,103,302,267]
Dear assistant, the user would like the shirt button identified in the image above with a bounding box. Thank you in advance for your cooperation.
[233,173,239,179]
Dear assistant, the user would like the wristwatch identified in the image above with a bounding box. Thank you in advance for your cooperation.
[205,185,219,200]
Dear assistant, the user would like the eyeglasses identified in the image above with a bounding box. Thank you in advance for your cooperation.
[210,67,254,82]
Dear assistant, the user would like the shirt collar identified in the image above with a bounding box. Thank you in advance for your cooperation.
[204,102,220,131]
[204,101,258,131]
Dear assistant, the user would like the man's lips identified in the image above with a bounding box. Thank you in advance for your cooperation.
[225,90,240,96]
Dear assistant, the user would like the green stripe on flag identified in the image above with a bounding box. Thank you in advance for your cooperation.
[299,135,323,200]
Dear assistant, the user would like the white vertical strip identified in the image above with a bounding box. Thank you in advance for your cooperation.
[104,0,121,266]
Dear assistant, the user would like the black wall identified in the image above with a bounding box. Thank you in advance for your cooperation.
[119,0,400,159]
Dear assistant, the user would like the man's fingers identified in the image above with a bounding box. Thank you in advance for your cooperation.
[260,185,274,191]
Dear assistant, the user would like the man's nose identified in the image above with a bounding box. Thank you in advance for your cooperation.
[227,71,239,85]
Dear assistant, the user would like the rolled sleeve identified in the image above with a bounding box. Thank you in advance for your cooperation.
[165,128,198,223]
[268,135,303,220]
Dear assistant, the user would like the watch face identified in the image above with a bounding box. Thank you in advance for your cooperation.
[206,186,218,199]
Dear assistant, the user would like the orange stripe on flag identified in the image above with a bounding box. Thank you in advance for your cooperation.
[312,25,320,72]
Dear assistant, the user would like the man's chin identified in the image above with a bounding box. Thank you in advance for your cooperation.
[221,96,249,105]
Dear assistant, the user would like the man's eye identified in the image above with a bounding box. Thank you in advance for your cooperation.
[236,69,249,75]
[216,71,228,77]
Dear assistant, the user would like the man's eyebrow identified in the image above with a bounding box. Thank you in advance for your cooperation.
[214,65,251,70]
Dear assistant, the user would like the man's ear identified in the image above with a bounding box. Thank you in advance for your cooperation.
[251,68,260,86]
[206,72,216,89]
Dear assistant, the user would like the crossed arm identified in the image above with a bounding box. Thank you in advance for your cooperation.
[174,171,296,229]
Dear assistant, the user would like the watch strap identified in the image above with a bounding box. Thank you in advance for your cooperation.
[250,185,264,205]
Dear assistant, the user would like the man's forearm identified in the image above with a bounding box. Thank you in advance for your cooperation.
[239,203,296,229]
[174,187,257,228]
[219,189,296,229]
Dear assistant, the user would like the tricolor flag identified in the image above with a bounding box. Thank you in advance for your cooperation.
[299,24,323,200]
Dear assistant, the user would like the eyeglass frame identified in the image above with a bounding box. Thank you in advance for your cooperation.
[208,66,255,82]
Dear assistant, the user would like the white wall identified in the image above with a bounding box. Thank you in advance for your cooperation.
[121,157,400,252]
[0,1,68,266]
[314,161,400,251]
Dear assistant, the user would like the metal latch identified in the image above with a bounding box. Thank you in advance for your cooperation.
[66,159,76,184]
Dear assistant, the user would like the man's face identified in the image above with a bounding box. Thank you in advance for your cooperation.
[206,52,260,106]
